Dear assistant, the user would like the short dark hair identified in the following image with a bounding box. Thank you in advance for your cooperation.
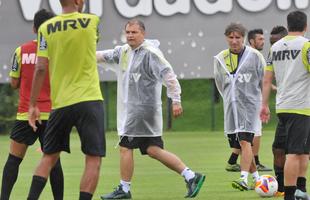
[247,29,263,43]
[287,11,307,32]
[125,19,145,32]
[224,23,247,37]
[270,26,288,37]
[269,26,288,45]
[34,9,55,31]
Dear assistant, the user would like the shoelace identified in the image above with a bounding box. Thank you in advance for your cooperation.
[112,186,123,194]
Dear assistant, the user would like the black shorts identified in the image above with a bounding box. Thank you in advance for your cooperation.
[227,132,254,149]
[119,136,164,155]
[272,116,287,149]
[43,100,106,157]
[277,113,310,154]
[10,120,47,146]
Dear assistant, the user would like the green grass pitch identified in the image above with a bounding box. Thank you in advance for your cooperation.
[0,131,308,199]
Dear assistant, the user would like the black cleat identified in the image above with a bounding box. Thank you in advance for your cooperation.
[185,173,206,198]
[100,185,132,199]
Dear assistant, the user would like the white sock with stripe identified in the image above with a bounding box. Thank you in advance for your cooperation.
[181,167,195,182]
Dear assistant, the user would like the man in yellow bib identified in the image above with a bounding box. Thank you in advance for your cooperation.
[27,1,105,200]
[261,11,310,200]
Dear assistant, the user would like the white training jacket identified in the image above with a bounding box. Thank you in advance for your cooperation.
[214,46,265,135]
[97,40,181,137]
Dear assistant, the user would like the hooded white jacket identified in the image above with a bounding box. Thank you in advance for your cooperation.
[214,46,265,135]
[97,40,181,137]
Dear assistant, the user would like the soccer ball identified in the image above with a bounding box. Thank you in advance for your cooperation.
[255,175,278,197]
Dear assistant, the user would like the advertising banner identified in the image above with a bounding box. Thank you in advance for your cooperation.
[0,0,309,82]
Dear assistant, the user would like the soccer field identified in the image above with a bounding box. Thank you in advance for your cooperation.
[0,131,308,199]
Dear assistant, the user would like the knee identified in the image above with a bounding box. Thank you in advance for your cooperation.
[147,146,160,159]
[120,146,130,154]
[232,148,241,154]
[272,148,286,157]
[239,140,250,148]
[52,159,62,170]
[86,155,102,171]
[272,147,285,154]
[42,153,60,166]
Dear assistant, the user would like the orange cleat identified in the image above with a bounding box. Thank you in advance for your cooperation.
[274,191,284,197]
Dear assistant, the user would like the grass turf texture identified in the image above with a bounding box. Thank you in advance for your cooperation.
[1,130,307,199]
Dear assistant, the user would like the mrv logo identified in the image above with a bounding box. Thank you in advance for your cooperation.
[272,50,301,61]
[47,18,91,34]
[19,0,309,20]
[225,73,252,83]
[22,53,36,64]
[237,73,252,83]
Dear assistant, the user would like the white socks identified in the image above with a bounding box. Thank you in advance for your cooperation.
[120,180,131,193]
[120,167,196,192]
[252,171,260,182]
[239,171,259,184]
[240,171,249,184]
[181,167,195,182]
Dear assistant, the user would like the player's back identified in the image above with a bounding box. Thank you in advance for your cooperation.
[11,40,51,119]
[270,36,310,111]
[37,12,102,109]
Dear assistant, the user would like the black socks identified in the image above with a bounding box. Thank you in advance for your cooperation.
[50,159,64,200]
[27,175,47,200]
[274,165,284,192]
[228,153,239,165]
[79,192,93,200]
[0,154,23,200]
[297,177,306,192]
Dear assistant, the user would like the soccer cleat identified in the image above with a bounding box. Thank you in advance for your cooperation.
[184,173,206,198]
[274,191,284,197]
[100,185,132,199]
[295,189,310,200]
[256,164,272,172]
[232,178,248,191]
[225,163,241,172]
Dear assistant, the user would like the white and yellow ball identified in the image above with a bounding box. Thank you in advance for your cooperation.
[255,175,278,197]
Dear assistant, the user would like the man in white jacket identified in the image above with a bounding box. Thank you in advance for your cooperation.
[214,23,264,191]
[97,19,205,199]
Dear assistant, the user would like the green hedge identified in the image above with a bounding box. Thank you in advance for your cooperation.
[0,84,18,134]
[0,80,278,134]
[101,79,278,132]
